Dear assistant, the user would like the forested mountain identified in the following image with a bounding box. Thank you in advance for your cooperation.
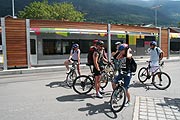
[0,0,179,26]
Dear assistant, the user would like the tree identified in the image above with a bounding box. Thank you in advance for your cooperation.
[18,0,85,22]
[51,2,85,22]
[178,22,180,28]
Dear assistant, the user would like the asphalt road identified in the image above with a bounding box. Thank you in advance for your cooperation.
[0,61,179,120]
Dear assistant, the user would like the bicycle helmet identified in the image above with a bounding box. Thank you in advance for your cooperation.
[115,41,121,45]
[150,41,157,46]
[96,40,104,46]
[72,43,79,48]
[93,39,99,44]
[118,44,128,51]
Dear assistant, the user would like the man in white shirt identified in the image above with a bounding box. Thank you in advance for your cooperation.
[64,44,81,75]
[147,41,163,73]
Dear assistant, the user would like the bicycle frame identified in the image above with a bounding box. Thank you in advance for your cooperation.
[146,61,164,75]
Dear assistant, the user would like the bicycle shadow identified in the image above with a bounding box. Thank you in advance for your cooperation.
[157,97,180,112]
[45,80,71,89]
[130,81,158,91]
[56,94,94,102]
[78,102,118,119]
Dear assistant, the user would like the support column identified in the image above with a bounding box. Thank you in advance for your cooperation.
[1,18,7,70]
[159,27,162,48]
[126,31,129,44]
[107,24,111,62]
[26,19,31,68]
[167,28,170,59]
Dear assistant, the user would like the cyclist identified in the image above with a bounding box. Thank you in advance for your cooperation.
[112,41,122,72]
[64,43,81,76]
[111,43,133,107]
[93,40,108,98]
[147,41,163,74]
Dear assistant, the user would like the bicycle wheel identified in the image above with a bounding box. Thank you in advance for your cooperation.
[72,75,93,94]
[100,72,109,89]
[152,72,171,90]
[110,86,126,113]
[66,70,77,87]
[138,67,149,83]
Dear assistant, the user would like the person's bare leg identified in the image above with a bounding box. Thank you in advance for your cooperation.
[77,64,81,76]
[64,60,70,71]
[111,82,116,90]
[126,89,130,102]
[95,75,101,94]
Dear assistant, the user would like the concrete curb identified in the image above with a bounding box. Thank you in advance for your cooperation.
[0,58,179,76]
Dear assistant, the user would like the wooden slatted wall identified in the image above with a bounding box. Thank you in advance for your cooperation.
[30,20,107,30]
[111,24,159,33]
[161,29,168,57]
[31,20,159,33]
[5,18,27,67]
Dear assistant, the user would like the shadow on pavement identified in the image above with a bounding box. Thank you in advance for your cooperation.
[157,97,180,112]
[130,81,158,91]
[46,80,71,89]
[78,102,117,119]
[56,94,94,102]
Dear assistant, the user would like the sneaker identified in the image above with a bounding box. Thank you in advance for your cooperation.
[124,101,131,107]
[96,92,103,98]
[99,89,105,94]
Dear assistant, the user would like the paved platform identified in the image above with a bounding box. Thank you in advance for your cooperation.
[133,96,180,120]
[0,56,179,76]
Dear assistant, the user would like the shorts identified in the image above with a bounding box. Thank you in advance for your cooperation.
[93,67,101,76]
[150,66,159,73]
[113,73,132,90]
[70,58,78,62]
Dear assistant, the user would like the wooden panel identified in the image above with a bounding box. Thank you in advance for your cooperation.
[30,20,107,30]
[161,29,168,57]
[30,19,159,33]
[111,24,159,33]
[5,18,27,67]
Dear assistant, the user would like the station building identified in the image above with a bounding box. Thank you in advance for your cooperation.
[0,17,171,69]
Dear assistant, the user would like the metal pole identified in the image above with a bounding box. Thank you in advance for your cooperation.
[1,18,8,70]
[155,9,157,26]
[167,28,170,59]
[126,32,129,44]
[159,27,161,48]
[12,0,15,18]
[107,24,111,62]
[26,19,31,68]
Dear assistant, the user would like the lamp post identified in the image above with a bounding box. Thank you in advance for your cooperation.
[12,0,15,18]
[152,5,162,27]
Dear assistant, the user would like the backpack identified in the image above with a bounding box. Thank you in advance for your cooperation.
[87,46,96,65]
[129,57,137,72]
[156,47,163,59]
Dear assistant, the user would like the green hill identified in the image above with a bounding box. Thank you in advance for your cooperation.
[0,0,179,26]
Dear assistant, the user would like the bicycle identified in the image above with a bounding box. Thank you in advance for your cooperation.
[110,71,134,113]
[72,63,109,94]
[65,61,78,87]
[138,61,171,90]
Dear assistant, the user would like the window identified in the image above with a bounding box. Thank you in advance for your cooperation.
[136,38,144,47]
[43,39,62,55]
[145,36,156,41]
[30,39,36,54]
